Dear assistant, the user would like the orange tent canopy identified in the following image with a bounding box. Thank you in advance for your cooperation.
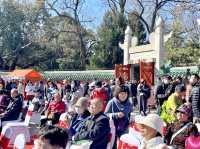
[7,69,43,82]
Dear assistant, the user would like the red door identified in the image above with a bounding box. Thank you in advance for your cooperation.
[139,61,154,87]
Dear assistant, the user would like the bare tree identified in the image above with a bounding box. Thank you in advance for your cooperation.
[46,0,91,70]
[105,0,200,34]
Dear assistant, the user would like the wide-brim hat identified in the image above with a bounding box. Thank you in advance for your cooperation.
[135,114,164,135]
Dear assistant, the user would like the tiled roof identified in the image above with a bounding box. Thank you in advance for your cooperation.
[41,70,115,81]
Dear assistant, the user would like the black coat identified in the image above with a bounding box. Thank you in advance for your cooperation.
[130,83,137,97]
[155,83,174,105]
[137,83,151,99]
[74,112,110,149]
[190,83,200,118]
[1,95,23,121]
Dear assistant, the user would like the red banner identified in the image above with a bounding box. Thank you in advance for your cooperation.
[115,64,131,81]
[140,61,154,87]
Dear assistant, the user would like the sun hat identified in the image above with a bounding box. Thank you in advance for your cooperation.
[75,97,89,107]
[135,114,164,135]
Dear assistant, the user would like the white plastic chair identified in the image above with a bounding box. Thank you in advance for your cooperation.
[3,104,40,127]
[0,124,30,148]
[0,104,39,148]
[13,134,26,149]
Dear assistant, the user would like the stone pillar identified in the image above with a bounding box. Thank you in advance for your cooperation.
[154,17,164,71]
[123,26,132,65]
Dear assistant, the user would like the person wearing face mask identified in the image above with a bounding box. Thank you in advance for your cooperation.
[155,75,175,115]
[0,89,23,124]
[69,97,90,137]
[160,85,186,124]
[105,85,133,149]
[189,73,200,123]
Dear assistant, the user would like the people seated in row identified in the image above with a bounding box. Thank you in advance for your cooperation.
[72,98,110,149]
[41,93,65,127]
[0,89,23,124]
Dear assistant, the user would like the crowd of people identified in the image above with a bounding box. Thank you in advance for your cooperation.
[0,74,200,149]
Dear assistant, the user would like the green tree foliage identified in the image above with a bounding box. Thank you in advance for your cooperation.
[165,21,200,66]
[90,11,127,69]
[0,0,54,70]
[0,0,93,71]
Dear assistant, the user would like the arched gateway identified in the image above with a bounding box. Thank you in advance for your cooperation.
[119,17,172,86]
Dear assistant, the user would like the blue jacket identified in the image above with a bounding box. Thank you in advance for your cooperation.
[105,97,132,136]
[70,110,90,136]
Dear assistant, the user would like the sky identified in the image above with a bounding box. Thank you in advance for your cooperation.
[80,0,109,30]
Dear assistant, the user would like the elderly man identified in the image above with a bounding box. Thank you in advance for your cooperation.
[0,89,23,122]
[73,98,110,149]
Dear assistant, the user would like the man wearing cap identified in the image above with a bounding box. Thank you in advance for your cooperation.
[165,104,192,148]
[160,85,186,124]
[69,97,90,136]
[72,98,110,149]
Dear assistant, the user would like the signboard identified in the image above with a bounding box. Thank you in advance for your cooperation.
[140,61,154,87]
[115,64,131,81]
